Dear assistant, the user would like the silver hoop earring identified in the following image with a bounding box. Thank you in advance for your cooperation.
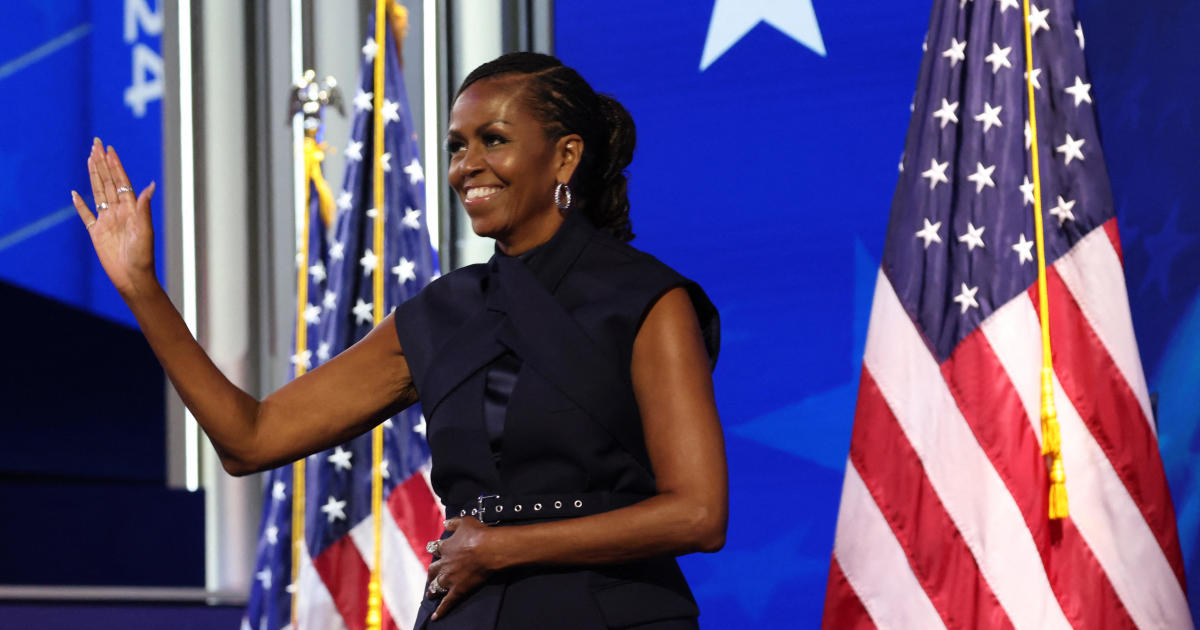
[554,182,573,211]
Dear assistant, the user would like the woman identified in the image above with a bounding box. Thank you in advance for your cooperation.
[72,52,727,629]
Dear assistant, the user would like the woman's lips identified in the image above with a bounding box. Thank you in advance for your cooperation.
[464,186,503,204]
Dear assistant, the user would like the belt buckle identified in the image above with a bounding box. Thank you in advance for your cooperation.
[476,494,501,525]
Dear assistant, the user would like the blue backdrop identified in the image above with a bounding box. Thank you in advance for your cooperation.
[557,1,1200,626]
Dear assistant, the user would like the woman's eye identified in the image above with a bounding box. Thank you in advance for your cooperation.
[446,140,464,154]
[483,134,506,147]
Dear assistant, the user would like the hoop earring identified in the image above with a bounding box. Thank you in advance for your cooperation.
[554,182,573,211]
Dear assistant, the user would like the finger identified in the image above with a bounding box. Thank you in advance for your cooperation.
[426,560,443,584]
[106,146,136,200]
[87,153,108,206]
[444,518,461,532]
[92,138,119,203]
[137,181,156,215]
[431,587,461,621]
[71,191,96,229]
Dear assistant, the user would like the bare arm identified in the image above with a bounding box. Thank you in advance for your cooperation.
[428,286,727,618]
[73,139,416,475]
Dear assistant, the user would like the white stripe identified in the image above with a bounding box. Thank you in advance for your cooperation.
[833,462,945,630]
[0,23,91,81]
[294,539,349,630]
[1053,226,1156,433]
[349,506,429,630]
[864,270,1071,630]
[981,293,1194,630]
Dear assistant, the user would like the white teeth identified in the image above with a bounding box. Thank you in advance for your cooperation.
[466,186,501,200]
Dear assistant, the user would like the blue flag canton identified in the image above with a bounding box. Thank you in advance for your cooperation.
[884,0,1115,362]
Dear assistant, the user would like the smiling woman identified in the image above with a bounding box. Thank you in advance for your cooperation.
[73,51,726,630]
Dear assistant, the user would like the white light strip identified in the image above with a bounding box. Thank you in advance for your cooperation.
[423,0,440,255]
[178,0,200,493]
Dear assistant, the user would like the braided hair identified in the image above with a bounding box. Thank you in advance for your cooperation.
[456,52,636,242]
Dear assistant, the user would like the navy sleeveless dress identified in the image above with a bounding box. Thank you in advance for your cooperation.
[393,209,720,629]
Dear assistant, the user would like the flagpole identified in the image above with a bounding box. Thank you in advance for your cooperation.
[1021,0,1067,520]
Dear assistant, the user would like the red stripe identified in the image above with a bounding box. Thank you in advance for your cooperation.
[1103,218,1123,265]
[850,368,1014,630]
[312,535,371,630]
[942,327,1136,629]
[382,603,399,630]
[387,474,444,567]
[1035,268,1187,587]
[822,557,876,630]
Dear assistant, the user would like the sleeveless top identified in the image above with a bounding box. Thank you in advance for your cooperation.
[393,209,720,629]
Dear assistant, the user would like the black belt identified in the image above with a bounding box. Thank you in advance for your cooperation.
[449,492,648,525]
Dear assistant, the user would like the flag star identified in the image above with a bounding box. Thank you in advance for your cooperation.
[337,190,353,210]
[302,303,322,325]
[932,98,960,128]
[361,37,378,61]
[404,158,425,185]
[966,162,997,193]
[699,0,825,71]
[295,251,305,269]
[320,495,347,523]
[309,260,327,283]
[392,256,417,283]
[366,207,378,218]
[414,415,427,438]
[291,349,312,369]
[953,283,980,314]
[345,140,363,161]
[382,99,401,123]
[382,418,394,429]
[402,207,422,230]
[1064,76,1093,106]
[1049,195,1077,225]
[974,102,1004,133]
[316,341,331,363]
[958,222,986,251]
[1020,176,1036,205]
[942,37,966,67]
[985,42,1013,73]
[256,568,272,589]
[921,158,950,190]
[265,525,279,545]
[360,249,378,274]
[1012,234,1035,264]
[352,89,373,113]
[1028,5,1051,35]
[272,481,287,501]
[998,0,1020,12]
[1025,67,1042,90]
[322,290,337,310]
[378,459,390,479]
[915,218,943,248]
[959,0,972,7]
[352,299,374,325]
[1075,22,1085,49]
[380,152,392,172]
[1056,134,1086,164]
[285,583,297,594]
[327,446,353,471]
[1024,121,1032,149]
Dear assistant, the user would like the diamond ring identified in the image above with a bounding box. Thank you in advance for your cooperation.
[428,574,447,596]
[116,186,134,195]
[425,539,441,556]
[96,202,109,211]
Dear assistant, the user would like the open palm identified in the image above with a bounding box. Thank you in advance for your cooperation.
[72,138,157,297]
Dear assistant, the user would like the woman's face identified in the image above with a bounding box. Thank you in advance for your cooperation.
[446,77,580,252]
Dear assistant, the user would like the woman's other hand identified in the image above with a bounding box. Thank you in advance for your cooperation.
[72,138,157,298]
[426,517,498,620]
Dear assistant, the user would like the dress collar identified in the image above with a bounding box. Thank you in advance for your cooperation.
[489,209,595,294]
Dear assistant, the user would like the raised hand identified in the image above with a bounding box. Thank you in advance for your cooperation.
[71,138,157,297]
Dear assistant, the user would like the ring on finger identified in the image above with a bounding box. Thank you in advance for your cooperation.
[425,539,441,556]
[116,186,134,195]
[97,202,110,211]
[429,574,448,596]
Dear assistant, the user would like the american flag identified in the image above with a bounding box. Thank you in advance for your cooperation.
[823,1,1193,628]
[243,14,443,630]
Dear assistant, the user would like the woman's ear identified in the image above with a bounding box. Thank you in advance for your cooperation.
[554,134,584,184]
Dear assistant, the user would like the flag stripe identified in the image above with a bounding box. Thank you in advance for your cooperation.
[851,367,1014,630]
[947,322,1136,630]
[864,270,1071,630]
[821,558,878,630]
[387,472,444,566]
[832,462,945,630]
[347,501,428,630]
[311,534,372,630]
[295,539,351,630]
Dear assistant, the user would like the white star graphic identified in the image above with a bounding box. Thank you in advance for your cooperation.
[974,102,1004,133]
[1028,5,1051,35]
[352,299,374,325]
[360,249,378,275]
[966,162,997,193]
[1064,76,1093,107]
[272,481,287,501]
[998,0,1020,12]
[316,341,331,363]
[337,190,353,210]
[265,525,279,545]
[404,158,425,185]
[382,99,400,124]
[700,0,825,70]
[1020,176,1036,205]
[329,240,345,261]
[392,257,417,283]
[915,218,943,248]
[985,43,1013,73]
[321,495,347,523]
[379,459,390,480]
[322,289,337,310]
[302,303,322,325]
[402,207,422,230]
[382,418,394,429]
[932,98,960,129]
[1056,134,1086,164]
[291,349,312,369]
[328,446,353,471]
[380,152,392,173]
[1075,22,1085,49]
[921,158,950,190]
[942,37,966,67]
[366,207,378,219]
[1025,67,1042,90]
[345,140,363,162]
[361,37,378,61]
[1049,195,1077,225]
[1012,234,1035,264]
[353,89,373,113]
[256,568,272,588]
[414,415,427,438]
[953,283,980,314]
[958,222,986,251]
[309,260,327,283]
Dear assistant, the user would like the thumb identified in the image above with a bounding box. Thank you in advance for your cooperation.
[138,181,156,213]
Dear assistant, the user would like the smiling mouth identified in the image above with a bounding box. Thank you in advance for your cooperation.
[465,186,503,202]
